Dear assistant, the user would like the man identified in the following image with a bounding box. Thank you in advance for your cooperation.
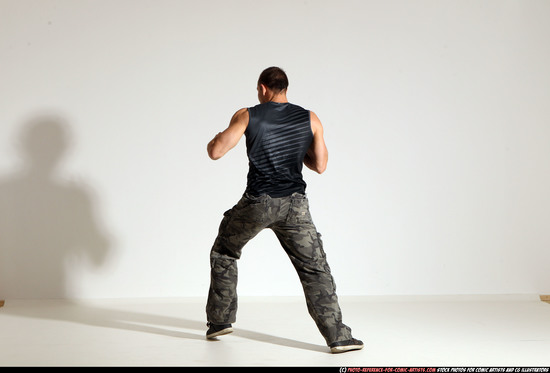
[205,67,363,353]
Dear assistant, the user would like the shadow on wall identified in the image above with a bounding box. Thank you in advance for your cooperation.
[0,115,113,299]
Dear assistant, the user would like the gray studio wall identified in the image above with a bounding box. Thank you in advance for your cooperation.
[1,0,549,299]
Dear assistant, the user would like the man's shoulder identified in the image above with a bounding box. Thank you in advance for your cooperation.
[231,108,249,124]
[288,102,309,113]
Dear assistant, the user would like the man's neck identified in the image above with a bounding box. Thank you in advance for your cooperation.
[269,93,288,103]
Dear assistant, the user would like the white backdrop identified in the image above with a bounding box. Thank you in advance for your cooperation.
[1,0,549,299]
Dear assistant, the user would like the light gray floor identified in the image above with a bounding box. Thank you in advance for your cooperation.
[1,295,549,366]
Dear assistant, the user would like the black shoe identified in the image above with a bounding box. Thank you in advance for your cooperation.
[329,338,364,353]
[206,322,233,339]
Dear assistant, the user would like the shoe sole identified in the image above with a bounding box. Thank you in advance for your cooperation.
[330,344,364,353]
[206,327,233,339]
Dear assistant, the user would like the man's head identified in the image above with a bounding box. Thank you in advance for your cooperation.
[257,66,289,103]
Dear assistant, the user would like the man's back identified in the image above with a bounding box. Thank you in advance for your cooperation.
[245,102,313,198]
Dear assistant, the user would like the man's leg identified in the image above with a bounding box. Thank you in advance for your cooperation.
[271,194,354,346]
[206,195,267,325]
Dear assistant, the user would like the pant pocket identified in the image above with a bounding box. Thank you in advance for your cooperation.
[286,197,313,224]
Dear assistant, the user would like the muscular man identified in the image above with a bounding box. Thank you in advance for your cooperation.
[205,67,363,353]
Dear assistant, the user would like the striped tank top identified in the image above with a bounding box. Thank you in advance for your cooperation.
[245,102,313,197]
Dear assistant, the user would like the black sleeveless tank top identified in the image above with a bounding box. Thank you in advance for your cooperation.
[245,102,313,197]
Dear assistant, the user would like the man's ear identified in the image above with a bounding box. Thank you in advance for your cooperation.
[259,84,268,96]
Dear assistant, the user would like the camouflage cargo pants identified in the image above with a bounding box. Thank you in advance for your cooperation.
[206,192,353,345]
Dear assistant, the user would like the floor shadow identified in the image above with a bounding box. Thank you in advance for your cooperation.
[0,114,112,298]
[0,300,327,353]
[233,328,327,353]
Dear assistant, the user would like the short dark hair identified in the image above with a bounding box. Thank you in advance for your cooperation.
[258,66,288,92]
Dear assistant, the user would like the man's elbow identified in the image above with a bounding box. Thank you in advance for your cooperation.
[209,154,221,161]
[317,156,328,174]
[314,159,327,174]
[208,149,223,160]
[317,163,327,174]
[207,142,224,160]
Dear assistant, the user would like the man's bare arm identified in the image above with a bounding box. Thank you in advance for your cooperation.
[303,111,328,174]
[207,108,249,160]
